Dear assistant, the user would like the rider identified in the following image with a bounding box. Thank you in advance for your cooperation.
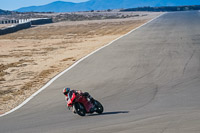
[63,87,94,109]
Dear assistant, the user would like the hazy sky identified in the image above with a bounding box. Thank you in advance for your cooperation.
[0,0,89,10]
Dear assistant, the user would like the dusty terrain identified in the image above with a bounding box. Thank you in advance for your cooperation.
[0,12,162,114]
[0,11,155,22]
[0,24,13,29]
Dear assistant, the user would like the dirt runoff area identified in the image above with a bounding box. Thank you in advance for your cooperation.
[0,12,162,114]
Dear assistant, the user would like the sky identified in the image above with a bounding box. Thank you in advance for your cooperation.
[0,0,89,10]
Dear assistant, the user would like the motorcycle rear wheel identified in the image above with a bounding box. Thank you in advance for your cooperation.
[74,102,86,116]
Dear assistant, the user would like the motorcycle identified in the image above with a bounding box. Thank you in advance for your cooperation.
[68,93,104,116]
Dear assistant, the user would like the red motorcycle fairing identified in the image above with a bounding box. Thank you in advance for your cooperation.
[76,95,93,112]
[68,93,93,113]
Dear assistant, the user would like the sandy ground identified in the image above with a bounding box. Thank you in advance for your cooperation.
[0,12,162,114]
[0,24,13,29]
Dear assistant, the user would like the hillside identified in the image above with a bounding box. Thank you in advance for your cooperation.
[122,5,200,12]
[0,9,13,15]
[16,0,200,12]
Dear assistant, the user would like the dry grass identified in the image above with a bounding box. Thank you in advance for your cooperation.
[0,78,5,81]
[62,57,76,61]
[0,20,147,40]
[0,89,13,95]
[0,12,162,114]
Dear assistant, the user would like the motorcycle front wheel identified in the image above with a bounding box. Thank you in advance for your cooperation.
[94,100,104,114]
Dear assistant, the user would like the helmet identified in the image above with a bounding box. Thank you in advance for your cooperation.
[63,88,70,95]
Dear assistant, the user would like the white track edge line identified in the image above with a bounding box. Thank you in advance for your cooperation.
[0,12,166,117]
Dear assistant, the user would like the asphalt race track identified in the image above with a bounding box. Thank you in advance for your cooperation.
[1,11,200,133]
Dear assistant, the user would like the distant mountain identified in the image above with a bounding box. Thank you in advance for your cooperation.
[0,9,13,15]
[122,5,200,12]
[16,0,200,12]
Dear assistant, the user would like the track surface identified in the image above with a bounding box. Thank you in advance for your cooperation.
[1,11,200,133]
